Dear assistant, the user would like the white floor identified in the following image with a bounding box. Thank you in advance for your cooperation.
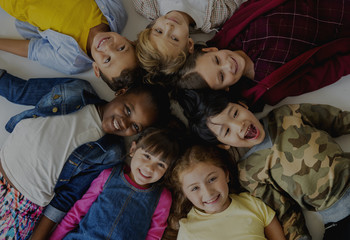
[1,1,349,239]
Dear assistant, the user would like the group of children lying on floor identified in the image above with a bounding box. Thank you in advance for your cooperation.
[0,0,349,239]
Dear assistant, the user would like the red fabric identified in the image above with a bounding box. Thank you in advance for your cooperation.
[208,0,286,49]
[208,0,350,106]
[243,38,350,105]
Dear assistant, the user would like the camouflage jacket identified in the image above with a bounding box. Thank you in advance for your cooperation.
[237,104,350,240]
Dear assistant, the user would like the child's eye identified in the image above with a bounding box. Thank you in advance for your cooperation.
[209,177,217,183]
[143,153,151,160]
[118,45,125,51]
[158,162,166,169]
[233,110,238,118]
[125,106,131,116]
[191,186,198,192]
[219,71,224,82]
[132,123,140,133]
[104,57,111,63]
[224,128,230,137]
[215,56,220,65]
[171,36,178,41]
[154,28,162,34]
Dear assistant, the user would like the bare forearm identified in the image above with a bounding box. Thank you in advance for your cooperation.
[31,215,57,240]
[265,216,287,240]
[0,39,29,57]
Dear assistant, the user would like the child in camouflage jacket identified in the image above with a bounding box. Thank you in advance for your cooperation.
[177,88,350,240]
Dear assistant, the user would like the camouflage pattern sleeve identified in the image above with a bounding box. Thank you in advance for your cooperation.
[297,104,350,138]
[239,165,311,240]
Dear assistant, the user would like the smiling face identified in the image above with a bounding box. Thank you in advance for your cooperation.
[180,161,231,214]
[194,49,248,90]
[100,92,157,137]
[129,147,168,188]
[91,32,137,84]
[150,11,194,59]
[207,103,265,148]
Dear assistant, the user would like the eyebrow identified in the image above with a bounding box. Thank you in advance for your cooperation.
[211,56,221,85]
[185,171,217,189]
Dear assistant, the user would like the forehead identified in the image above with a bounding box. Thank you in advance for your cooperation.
[181,162,222,183]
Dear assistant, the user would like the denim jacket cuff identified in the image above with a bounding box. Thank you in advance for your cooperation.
[43,205,66,223]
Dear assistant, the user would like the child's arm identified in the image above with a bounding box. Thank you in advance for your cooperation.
[31,168,112,240]
[146,188,172,240]
[49,168,112,239]
[297,104,350,137]
[0,39,29,57]
[264,216,287,240]
[0,70,87,106]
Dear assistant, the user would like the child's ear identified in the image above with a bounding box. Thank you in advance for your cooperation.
[188,38,195,54]
[92,62,101,78]
[225,170,230,183]
[129,141,137,157]
[202,47,219,53]
[217,144,231,150]
[115,88,127,96]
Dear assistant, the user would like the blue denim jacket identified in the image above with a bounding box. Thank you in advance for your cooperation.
[64,164,162,240]
[14,0,127,74]
[0,70,126,222]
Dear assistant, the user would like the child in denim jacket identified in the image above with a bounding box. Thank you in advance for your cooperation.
[50,127,186,240]
[0,69,170,239]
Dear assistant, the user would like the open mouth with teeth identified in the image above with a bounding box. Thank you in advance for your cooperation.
[113,119,121,130]
[204,195,220,205]
[244,124,259,139]
[97,37,110,50]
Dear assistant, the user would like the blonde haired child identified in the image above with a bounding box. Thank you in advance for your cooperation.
[169,145,286,240]
[132,0,246,82]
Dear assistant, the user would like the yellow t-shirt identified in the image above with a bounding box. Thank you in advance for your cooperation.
[0,0,107,53]
[178,192,275,240]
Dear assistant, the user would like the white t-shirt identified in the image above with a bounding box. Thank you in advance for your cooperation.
[178,192,275,240]
[0,105,104,206]
[157,0,208,30]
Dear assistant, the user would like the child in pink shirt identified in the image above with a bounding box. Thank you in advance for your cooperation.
[50,127,186,240]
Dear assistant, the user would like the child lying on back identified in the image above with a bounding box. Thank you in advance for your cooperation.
[132,0,246,81]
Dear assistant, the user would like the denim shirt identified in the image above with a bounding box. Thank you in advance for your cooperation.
[64,164,162,240]
[0,70,106,133]
[0,70,126,222]
[14,0,128,74]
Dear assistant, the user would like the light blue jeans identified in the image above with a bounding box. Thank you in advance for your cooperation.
[318,187,350,224]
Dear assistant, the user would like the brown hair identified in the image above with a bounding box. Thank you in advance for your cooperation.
[136,28,188,84]
[176,43,209,89]
[133,127,186,182]
[163,144,241,239]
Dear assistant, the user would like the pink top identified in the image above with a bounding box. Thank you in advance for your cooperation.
[50,167,172,240]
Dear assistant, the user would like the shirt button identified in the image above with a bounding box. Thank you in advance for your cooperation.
[53,94,61,100]
[52,107,58,113]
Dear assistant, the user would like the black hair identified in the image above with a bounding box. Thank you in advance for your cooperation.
[174,88,233,144]
[125,81,171,126]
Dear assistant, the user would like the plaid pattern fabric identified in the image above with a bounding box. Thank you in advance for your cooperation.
[0,172,43,240]
[229,0,350,82]
[131,0,245,33]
